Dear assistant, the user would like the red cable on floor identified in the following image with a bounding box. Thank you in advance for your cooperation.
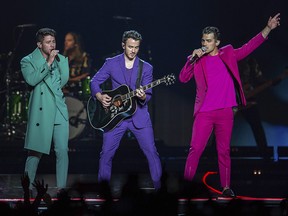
[201,171,284,200]
[202,171,222,195]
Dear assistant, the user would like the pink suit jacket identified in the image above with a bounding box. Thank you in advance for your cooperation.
[179,32,267,116]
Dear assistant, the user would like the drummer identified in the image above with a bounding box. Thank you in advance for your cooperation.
[63,32,92,98]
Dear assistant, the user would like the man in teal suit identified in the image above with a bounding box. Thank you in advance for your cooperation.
[21,28,69,193]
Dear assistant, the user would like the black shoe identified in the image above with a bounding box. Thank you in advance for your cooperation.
[221,188,236,198]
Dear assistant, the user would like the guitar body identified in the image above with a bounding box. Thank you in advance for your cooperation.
[87,73,175,132]
[87,85,136,132]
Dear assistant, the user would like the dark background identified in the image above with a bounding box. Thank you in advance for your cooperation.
[1,0,288,149]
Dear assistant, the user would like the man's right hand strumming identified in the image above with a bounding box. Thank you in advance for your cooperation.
[96,92,111,108]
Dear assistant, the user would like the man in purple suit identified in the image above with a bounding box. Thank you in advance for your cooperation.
[90,30,162,189]
[179,13,280,197]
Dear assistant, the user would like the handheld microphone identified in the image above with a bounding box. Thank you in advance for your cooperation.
[190,47,207,64]
[52,49,60,62]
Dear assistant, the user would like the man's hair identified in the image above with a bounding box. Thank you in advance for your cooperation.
[122,30,142,44]
[36,28,56,43]
[202,26,221,41]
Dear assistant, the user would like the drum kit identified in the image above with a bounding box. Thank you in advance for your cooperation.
[0,70,29,139]
[65,76,92,140]
[0,71,92,141]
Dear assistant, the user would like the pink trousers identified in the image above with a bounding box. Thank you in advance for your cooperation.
[184,108,234,188]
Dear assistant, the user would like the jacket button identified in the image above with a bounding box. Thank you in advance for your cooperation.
[41,92,43,95]
[39,107,42,111]
[36,123,40,126]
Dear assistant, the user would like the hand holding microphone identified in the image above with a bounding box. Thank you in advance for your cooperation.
[47,49,60,66]
[190,47,207,64]
[51,49,60,62]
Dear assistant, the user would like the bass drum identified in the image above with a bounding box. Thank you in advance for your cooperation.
[66,96,87,140]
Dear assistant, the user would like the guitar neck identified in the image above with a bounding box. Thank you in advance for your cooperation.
[121,78,164,101]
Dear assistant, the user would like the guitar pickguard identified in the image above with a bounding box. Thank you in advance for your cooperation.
[109,95,132,118]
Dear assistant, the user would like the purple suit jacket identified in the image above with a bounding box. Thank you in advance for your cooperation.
[179,32,267,116]
[90,53,153,129]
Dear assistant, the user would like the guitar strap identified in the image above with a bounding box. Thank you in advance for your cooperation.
[136,59,144,88]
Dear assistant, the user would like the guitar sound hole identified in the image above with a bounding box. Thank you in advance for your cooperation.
[113,99,122,107]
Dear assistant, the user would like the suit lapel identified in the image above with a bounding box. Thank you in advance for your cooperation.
[130,57,139,90]
[118,54,128,84]
[200,57,208,87]
[219,49,235,78]
[31,48,53,89]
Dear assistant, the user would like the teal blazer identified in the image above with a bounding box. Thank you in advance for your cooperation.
[21,48,69,154]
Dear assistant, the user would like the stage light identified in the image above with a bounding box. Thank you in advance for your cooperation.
[253,169,262,175]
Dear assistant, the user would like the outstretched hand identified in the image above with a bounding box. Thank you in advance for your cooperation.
[262,13,280,38]
[21,172,30,192]
[32,179,48,197]
[267,13,280,30]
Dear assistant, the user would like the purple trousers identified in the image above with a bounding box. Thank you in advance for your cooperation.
[98,120,162,189]
[184,108,234,188]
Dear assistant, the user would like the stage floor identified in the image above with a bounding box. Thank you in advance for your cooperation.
[0,173,286,216]
[0,136,288,215]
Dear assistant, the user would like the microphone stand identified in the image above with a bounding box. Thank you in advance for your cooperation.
[1,27,25,139]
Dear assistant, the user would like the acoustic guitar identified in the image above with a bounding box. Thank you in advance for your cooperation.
[87,74,175,132]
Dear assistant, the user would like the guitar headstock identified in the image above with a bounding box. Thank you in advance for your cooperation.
[163,73,176,85]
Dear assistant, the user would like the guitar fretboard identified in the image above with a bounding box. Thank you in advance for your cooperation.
[121,79,164,101]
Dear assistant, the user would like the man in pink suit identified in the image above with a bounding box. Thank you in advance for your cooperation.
[179,13,280,197]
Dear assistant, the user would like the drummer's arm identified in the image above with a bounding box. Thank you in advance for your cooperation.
[69,73,89,82]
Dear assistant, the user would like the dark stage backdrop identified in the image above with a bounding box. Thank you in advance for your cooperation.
[1,0,288,149]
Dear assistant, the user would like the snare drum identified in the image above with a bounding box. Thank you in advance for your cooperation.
[66,96,87,140]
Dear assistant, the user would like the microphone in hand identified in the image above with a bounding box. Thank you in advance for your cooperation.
[51,49,60,62]
[190,47,207,64]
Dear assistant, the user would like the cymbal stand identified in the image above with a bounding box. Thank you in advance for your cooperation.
[0,27,25,139]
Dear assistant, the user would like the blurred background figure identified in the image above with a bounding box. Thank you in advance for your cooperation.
[238,57,288,161]
[63,32,94,141]
[238,57,270,161]
[63,32,92,99]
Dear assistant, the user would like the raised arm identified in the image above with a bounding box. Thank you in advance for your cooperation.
[262,13,280,38]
